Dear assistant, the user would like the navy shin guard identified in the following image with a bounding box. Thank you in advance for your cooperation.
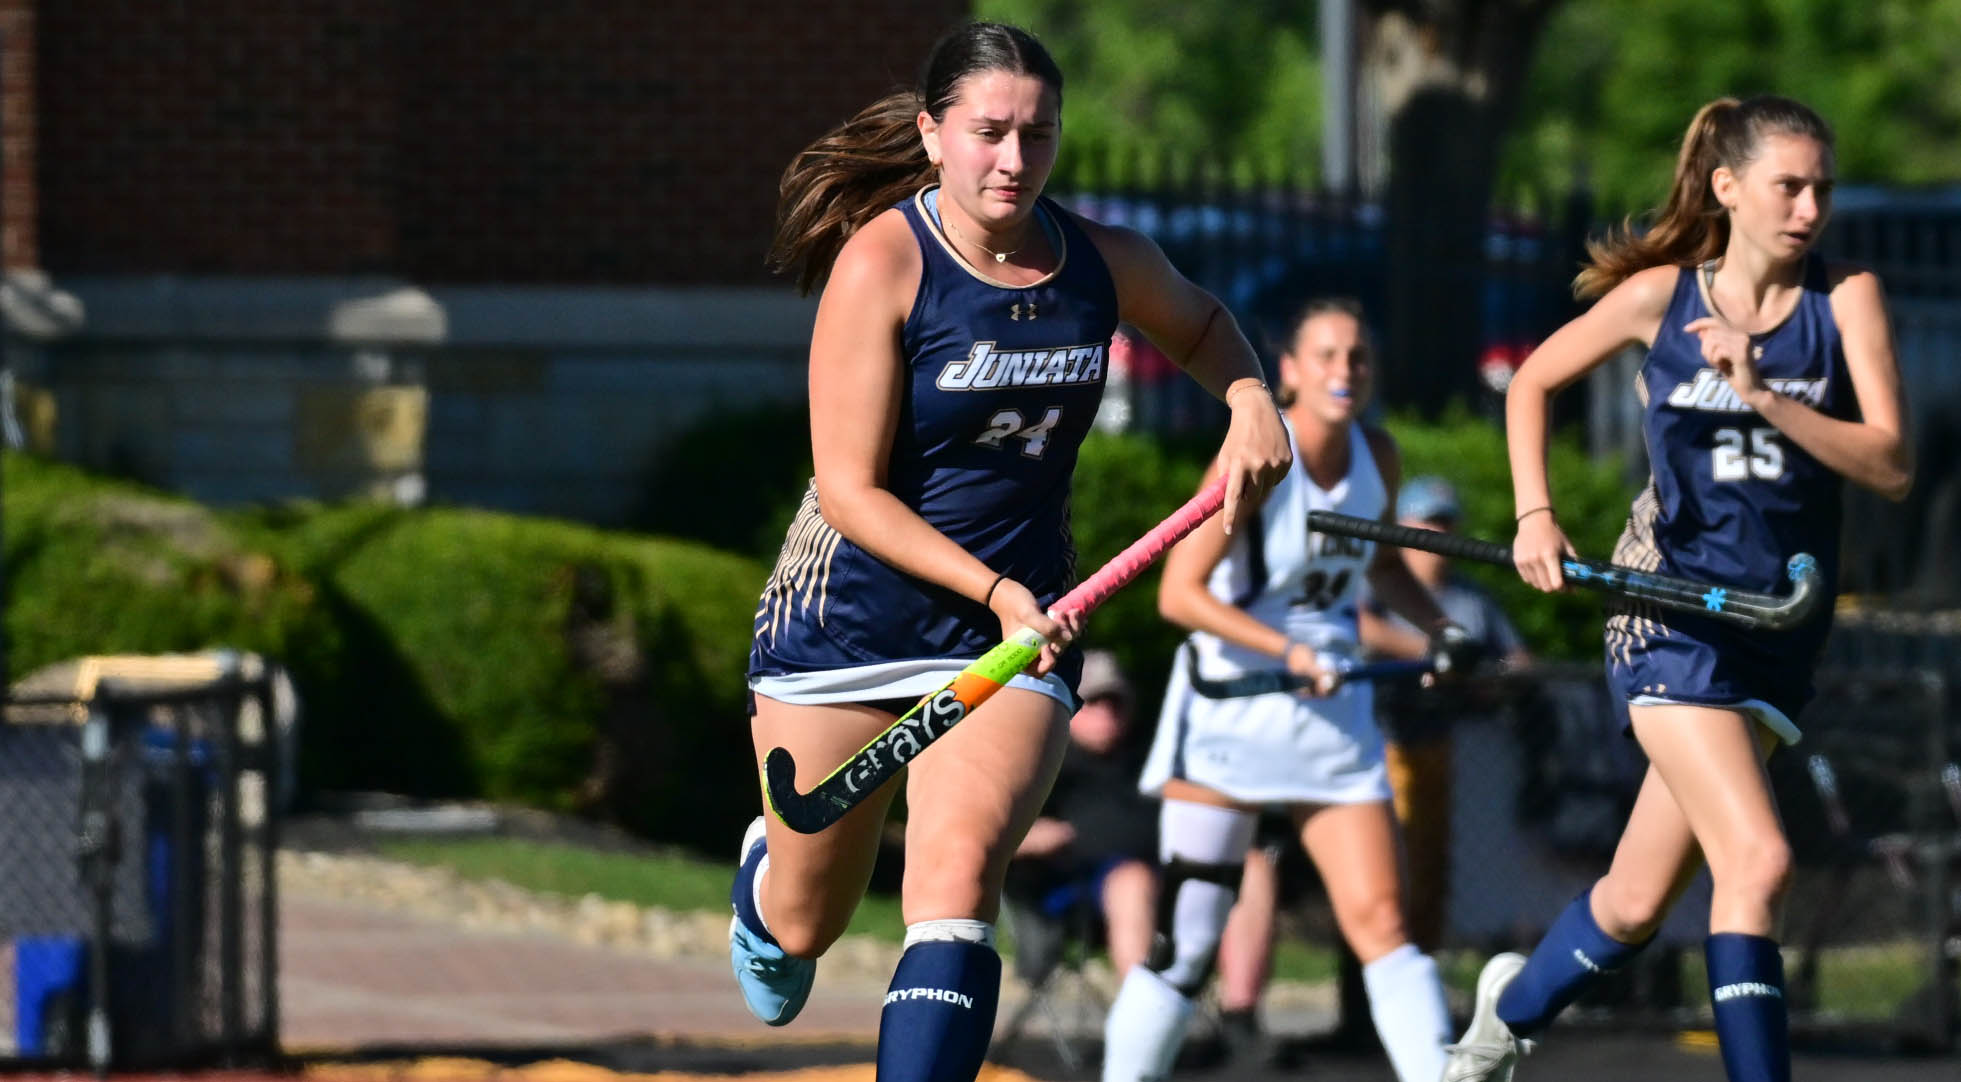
[1497,889,1647,1036]
[876,939,1002,1082]
[730,833,775,945]
[1706,933,1789,1082]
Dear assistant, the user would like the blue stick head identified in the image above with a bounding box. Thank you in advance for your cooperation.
[1786,553,1819,583]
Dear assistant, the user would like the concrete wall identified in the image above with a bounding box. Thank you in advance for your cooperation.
[20,275,816,524]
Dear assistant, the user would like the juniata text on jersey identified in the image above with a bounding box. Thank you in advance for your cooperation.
[936,341,1107,390]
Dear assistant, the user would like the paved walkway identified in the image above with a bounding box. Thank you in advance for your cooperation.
[278,888,1956,1080]
[281,893,895,1049]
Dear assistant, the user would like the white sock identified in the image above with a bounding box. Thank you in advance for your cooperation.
[1362,943,1452,1082]
[751,853,773,937]
[1101,966,1197,1082]
[903,917,996,950]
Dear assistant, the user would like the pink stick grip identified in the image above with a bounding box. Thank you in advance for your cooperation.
[1052,476,1228,620]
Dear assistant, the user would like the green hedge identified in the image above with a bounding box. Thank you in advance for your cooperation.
[245,502,766,848]
[6,453,765,853]
[1068,431,1208,721]
[3,453,335,688]
[1386,407,1635,659]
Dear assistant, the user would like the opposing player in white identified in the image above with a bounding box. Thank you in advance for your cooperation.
[1103,299,1475,1082]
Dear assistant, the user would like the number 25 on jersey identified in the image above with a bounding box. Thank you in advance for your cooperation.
[1712,426,1784,482]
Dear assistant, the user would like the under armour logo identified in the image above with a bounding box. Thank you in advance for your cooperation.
[1011,301,1038,321]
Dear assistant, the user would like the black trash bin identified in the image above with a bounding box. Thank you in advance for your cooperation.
[0,714,211,1065]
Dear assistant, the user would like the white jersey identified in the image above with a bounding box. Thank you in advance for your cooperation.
[1140,420,1394,805]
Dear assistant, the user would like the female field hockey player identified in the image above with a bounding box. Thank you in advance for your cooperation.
[1443,96,1912,1082]
[1103,298,1475,1082]
[730,20,1292,1082]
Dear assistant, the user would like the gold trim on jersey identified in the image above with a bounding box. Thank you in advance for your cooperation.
[755,480,845,645]
[1605,482,1667,665]
[913,187,1069,290]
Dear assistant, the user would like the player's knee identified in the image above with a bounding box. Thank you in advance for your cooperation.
[768,910,845,959]
[1593,879,1669,942]
[1337,891,1409,959]
[1718,837,1792,904]
[1100,859,1156,912]
[902,837,996,917]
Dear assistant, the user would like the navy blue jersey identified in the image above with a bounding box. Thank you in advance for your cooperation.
[750,188,1118,694]
[1606,256,1853,719]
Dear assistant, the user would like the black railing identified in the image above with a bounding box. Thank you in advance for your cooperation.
[1048,156,1595,434]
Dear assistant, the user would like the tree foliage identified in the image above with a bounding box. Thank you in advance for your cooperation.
[979,0,1961,206]
[977,0,1324,180]
[1504,0,1961,211]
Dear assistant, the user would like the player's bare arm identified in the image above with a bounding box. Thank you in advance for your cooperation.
[1158,461,1288,657]
[1507,263,1677,590]
[1725,265,1912,500]
[1079,216,1291,535]
[1158,460,1338,695]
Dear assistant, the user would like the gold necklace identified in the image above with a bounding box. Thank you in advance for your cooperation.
[943,214,1026,264]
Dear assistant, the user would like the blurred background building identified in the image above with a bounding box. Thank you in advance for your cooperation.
[0,0,960,520]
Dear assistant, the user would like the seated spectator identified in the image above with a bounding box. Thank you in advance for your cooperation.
[1363,474,1531,949]
[1007,650,1159,979]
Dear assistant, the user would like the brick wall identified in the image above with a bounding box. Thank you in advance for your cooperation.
[31,0,964,285]
[1,0,35,268]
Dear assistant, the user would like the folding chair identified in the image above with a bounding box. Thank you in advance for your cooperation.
[995,874,1112,1072]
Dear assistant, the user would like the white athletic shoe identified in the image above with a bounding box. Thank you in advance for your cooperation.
[1442,952,1533,1082]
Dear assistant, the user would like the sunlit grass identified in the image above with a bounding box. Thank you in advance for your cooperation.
[375,836,910,943]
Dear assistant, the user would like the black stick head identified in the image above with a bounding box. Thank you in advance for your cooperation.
[763,747,836,835]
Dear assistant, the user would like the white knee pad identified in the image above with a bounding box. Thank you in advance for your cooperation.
[1148,801,1258,994]
[1158,799,1259,864]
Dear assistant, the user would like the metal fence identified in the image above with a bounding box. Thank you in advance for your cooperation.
[1051,172,1589,439]
[0,655,281,1070]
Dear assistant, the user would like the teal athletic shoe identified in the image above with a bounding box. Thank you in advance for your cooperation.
[728,816,815,1026]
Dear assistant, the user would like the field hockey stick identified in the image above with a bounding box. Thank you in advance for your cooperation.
[763,476,1230,834]
[1183,643,1434,699]
[1305,511,1824,631]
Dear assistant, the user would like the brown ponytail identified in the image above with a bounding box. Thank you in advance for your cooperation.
[766,21,1065,295]
[1574,95,1834,300]
[767,90,936,296]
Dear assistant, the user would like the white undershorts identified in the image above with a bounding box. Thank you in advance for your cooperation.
[1625,694,1802,745]
[752,656,1075,712]
[1138,643,1391,806]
